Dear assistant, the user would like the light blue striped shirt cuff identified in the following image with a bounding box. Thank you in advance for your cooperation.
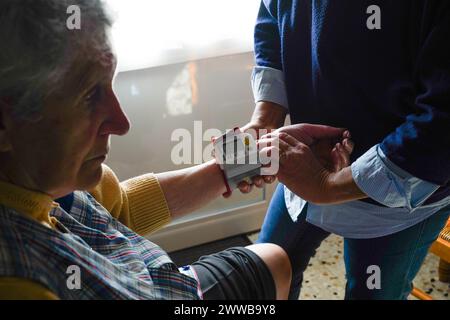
[351,145,440,212]
[251,66,289,109]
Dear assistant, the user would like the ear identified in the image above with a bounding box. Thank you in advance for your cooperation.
[0,97,13,152]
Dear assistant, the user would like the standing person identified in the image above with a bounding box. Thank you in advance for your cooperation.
[240,0,450,299]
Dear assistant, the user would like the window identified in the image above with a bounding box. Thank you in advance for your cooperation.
[107,0,270,250]
[106,0,260,72]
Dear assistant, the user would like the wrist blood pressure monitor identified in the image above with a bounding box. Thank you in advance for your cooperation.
[212,128,262,196]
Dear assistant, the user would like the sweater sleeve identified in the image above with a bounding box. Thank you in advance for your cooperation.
[0,277,59,300]
[254,0,282,70]
[380,2,450,186]
[88,164,171,236]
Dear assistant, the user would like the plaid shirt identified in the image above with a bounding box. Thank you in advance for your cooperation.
[0,191,200,299]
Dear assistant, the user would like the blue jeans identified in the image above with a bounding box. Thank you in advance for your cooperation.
[257,184,450,300]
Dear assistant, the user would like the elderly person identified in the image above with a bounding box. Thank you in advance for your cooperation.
[0,0,351,300]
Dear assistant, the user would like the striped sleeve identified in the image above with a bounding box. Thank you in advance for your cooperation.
[251,66,289,109]
[351,145,440,212]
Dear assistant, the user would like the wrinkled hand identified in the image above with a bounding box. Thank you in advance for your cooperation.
[236,123,353,195]
[277,124,354,172]
[257,130,354,204]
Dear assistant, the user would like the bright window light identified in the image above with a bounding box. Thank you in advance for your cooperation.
[105,0,261,72]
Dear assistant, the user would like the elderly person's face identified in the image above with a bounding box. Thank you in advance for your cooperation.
[0,48,130,198]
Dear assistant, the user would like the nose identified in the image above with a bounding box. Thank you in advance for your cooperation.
[100,90,131,136]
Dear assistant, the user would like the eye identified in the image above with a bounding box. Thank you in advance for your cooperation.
[84,84,103,107]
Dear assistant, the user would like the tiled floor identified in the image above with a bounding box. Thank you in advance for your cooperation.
[247,233,449,300]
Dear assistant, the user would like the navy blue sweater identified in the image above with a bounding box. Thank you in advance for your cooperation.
[255,0,450,204]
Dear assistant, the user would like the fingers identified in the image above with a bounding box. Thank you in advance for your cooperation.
[257,138,291,154]
[236,175,277,195]
[260,130,354,170]
[258,132,300,174]
[331,141,352,171]
[241,124,275,139]
[336,143,348,168]
[342,138,354,154]
[237,181,253,193]
[251,175,276,187]
[276,132,300,147]
[252,175,265,188]
[257,126,354,174]
[274,126,314,145]
[258,145,281,167]
[302,124,346,140]
[330,130,354,172]
[331,145,342,172]
[257,134,292,162]
[259,132,298,148]
[280,124,346,144]
[263,175,276,184]
[270,124,350,149]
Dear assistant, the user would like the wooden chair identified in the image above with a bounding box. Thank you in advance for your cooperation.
[411,218,450,300]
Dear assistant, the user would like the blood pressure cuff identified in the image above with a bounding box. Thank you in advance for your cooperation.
[212,128,262,192]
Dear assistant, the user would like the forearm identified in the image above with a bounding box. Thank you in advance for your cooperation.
[247,101,287,130]
[155,160,227,218]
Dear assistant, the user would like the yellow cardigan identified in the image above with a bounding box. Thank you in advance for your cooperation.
[0,165,171,299]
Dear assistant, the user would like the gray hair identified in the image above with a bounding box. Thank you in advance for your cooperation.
[0,0,113,119]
